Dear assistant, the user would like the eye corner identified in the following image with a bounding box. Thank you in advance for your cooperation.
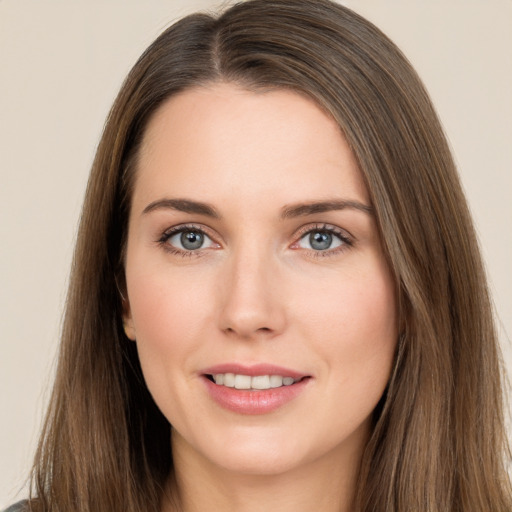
[291,223,354,256]
[157,223,221,256]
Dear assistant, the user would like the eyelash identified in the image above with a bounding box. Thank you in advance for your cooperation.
[157,223,354,258]
[157,224,216,258]
[293,223,354,258]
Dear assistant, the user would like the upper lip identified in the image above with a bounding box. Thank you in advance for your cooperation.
[201,363,308,380]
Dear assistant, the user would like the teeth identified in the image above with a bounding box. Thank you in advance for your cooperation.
[252,375,270,389]
[212,373,300,390]
[223,373,235,387]
[234,374,251,389]
[270,375,283,388]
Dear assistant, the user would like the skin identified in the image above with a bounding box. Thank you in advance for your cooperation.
[123,83,398,512]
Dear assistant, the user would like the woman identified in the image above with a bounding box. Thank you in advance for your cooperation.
[5,0,510,510]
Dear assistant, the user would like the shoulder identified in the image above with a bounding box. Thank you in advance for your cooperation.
[2,500,29,512]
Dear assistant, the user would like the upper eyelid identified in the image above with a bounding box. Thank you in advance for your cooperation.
[158,224,219,255]
[161,223,216,239]
[158,222,354,248]
[160,222,350,234]
[293,223,353,241]
[157,224,219,250]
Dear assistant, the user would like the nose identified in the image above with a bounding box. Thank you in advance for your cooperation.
[217,246,287,340]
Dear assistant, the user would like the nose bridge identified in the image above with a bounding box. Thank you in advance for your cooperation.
[218,238,285,338]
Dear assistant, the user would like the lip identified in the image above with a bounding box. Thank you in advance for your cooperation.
[200,363,311,415]
[201,363,306,379]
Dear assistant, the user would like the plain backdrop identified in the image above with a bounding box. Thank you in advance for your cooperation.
[1,0,511,507]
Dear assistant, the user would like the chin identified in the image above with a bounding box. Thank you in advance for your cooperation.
[178,424,308,476]
[213,444,305,476]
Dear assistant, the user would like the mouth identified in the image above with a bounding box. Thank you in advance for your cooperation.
[200,364,311,414]
[205,373,307,390]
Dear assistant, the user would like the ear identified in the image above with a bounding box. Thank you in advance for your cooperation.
[117,273,136,341]
[123,307,137,341]
[120,289,137,341]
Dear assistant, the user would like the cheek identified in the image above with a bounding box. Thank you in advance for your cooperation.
[125,263,213,388]
[127,258,212,340]
[301,259,397,393]
[125,266,218,430]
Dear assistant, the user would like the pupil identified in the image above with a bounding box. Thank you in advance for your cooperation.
[181,231,204,250]
[310,231,332,250]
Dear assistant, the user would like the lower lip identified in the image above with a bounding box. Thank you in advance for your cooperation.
[202,376,310,415]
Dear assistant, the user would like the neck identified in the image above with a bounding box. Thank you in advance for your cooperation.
[162,428,367,512]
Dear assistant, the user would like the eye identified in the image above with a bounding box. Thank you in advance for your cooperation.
[299,230,342,251]
[295,226,351,252]
[164,227,216,252]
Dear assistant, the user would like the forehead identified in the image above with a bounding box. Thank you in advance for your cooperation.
[133,82,369,212]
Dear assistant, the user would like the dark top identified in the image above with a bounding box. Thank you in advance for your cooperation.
[2,501,28,512]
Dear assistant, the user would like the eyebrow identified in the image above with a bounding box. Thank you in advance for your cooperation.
[142,198,220,218]
[281,199,373,218]
[141,197,373,219]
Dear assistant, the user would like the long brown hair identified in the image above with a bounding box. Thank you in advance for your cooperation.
[29,1,511,510]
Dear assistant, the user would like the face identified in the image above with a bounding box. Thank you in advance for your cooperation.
[123,83,397,477]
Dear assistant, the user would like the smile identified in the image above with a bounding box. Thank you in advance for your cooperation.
[201,365,311,415]
[209,373,301,390]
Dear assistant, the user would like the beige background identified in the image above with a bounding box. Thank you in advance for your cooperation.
[1,0,511,507]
